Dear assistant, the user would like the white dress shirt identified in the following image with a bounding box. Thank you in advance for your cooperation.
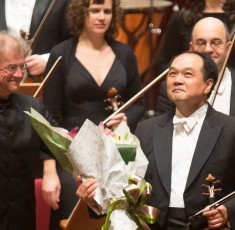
[5,0,36,38]
[169,104,208,208]
[5,0,49,62]
[208,68,232,115]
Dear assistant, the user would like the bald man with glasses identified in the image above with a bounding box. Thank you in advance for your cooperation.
[156,17,235,116]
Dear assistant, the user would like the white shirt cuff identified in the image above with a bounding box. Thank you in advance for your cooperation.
[40,53,50,63]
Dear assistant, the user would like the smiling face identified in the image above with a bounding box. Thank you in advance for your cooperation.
[190,17,231,72]
[84,0,113,36]
[0,49,25,99]
[167,53,213,112]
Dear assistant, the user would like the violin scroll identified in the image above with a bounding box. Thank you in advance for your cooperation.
[20,29,31,43]
[201,173,222,204]
[104,87,123,112]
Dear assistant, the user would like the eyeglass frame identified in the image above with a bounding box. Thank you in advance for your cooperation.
[0,63,27,74]
[191,38,229,51]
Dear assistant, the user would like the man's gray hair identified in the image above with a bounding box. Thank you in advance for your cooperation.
[0,31,29,63]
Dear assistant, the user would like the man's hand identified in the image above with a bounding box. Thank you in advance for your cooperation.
[76,176,97,206]
[25,54,46,76]
[105,112,127,128]
[42,159,61,210]
[203,205,228,229]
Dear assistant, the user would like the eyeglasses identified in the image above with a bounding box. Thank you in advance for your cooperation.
[192,38,228,51]
[0,63,27,74]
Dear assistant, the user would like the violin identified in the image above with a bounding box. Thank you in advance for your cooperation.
[186,174,222,229]
[104,87,124,112]
[202,173,222,205]
[188,175,234,227]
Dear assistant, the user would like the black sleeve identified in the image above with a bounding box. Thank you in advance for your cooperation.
[155,12,189,74]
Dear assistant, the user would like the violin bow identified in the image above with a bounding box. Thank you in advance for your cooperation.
[21,0,57,83]
[210,28,235,106]
[29,0,57,51]
[33,56,62,98]
[102,68,169,124]
[103,26,235,124]
[188,190,235,223]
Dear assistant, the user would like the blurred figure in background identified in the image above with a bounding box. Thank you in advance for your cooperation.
[155,0,235,74]
[42,0,145,229]
[156,17,234,115]
[0,0,70,78]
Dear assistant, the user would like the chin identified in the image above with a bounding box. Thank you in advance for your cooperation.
[169,93,185,100]
[9,87,20,93]
[94,29,107,34]
[171,96,188,103]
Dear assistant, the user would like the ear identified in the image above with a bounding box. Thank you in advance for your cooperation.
[189,42,194,51]
[205,78,214,94]
[225,41,232,52]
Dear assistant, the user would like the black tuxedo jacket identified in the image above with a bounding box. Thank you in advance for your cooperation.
[136,105,235,229]
[0,0,70,54]
[156,68,235,116]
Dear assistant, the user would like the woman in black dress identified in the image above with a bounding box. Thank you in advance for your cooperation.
[42,0,145,229]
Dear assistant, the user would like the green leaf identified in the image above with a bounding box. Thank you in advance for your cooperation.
[116,144,136,165]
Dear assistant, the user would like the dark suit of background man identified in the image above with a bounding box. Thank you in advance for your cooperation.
[136,51,235,229]
[156,17,235,116]
[0,0,70,77]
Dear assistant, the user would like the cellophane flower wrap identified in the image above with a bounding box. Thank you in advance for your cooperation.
[25,108,157,229]
[67,119,149,215]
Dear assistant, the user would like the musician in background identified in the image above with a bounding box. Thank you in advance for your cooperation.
[156,17,234,115]
[0,31,59,230]
[77,51,235,229]
[42,0,145,229]
[155,0,235,74]
[0,0,70,77]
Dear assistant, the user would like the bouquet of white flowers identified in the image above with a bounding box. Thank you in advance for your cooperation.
[26,108,159,229]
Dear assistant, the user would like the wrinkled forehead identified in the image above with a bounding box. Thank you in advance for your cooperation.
[0,37,25,62]
[0,49,25,66]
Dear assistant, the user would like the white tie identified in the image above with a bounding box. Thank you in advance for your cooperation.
[173,116,198,133]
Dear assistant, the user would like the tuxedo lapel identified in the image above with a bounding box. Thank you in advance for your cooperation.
[185,108,223,190]
[229,68,235,116]
[0,0,7,31]
[30,0,51,36]
[153,115,173,195]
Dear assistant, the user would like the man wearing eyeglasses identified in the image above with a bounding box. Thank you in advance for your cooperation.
[156,17,234,116]
[0,31,60,230]
[0,0,70,80]
[190,17,233,116]
[79,51,235,229]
